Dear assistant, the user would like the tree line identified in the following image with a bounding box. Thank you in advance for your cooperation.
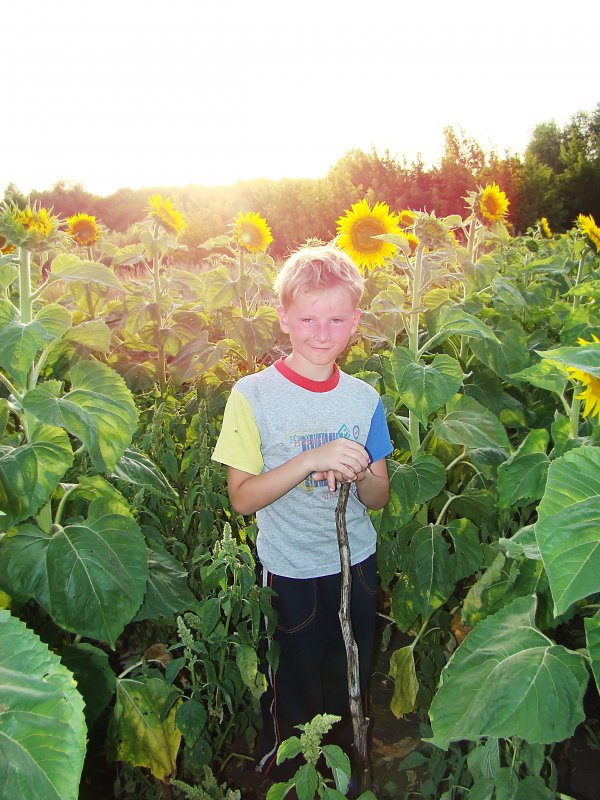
[4,104,599,260]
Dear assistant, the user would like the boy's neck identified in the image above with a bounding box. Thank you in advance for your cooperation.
[284,351,337,382]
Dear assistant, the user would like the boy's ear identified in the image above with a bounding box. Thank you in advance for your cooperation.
[276,304,289,332]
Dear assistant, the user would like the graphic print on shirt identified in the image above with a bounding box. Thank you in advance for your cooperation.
[291,423,360,495]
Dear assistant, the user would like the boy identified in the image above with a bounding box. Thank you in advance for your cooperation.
[212,245,392,778]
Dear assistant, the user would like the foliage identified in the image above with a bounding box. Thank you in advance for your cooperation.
[3,161,600,800]
[266,714,377,800]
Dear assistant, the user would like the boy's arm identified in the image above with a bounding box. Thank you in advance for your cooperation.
[227,438,370,515]
[355,457,389,510]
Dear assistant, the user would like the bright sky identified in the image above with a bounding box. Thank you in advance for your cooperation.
[3,0,599,197]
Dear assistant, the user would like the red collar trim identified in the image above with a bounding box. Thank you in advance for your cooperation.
[274,356,340,392]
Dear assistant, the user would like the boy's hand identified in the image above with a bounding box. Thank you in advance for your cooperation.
[308,439,370,490]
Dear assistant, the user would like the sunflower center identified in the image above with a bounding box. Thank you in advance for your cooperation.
[241,225,263,248]
[350,218,385,253]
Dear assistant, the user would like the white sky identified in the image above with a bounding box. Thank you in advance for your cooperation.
[3,0,599,197]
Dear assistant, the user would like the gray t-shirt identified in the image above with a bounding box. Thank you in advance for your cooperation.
[212,357,393,578]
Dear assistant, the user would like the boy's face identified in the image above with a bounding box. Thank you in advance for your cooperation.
[276,285,360,377]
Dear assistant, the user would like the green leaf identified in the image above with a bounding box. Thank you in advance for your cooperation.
[169,330,230,384]
[0,298,53,385]
[236,642,267,699]
[266,781,294,800]
[535,446,600,615]
[277,735,303,763]
[510,359,568,395]
[584,610,600,694]
[322,744,351,794]
[391,347,463,424]
[28,422,74,516]
[221,306,279,359]
[433,394,510,450]
[0,609,87,800]
[514,775,557,800]
[112,447,178,500]
[469,319,530,380]
[537,342,600,378]
[389,645,419,718]
[23,359,138,473]
[0,499,148,647]
[435,306,499,343]
[63,320,112,353]
[175,698,206,746]
[446,518,483,581]
[35,303,72,340]
[0,442,39,531]
[59,642,116,729]
[294,763,319,800]
[497,429,550,508]
[427,596,587,749]
[381,455,446,531]
[134,546,197,621]
[461,551,543,627]
[49,257,128,292]
[410,525,455,617]
[108,676,181,780]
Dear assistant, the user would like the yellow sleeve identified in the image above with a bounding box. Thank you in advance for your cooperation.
[211,388,263,475]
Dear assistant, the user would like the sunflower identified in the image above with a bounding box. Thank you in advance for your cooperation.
[414,211,454,250]
[0,204,61,251]
[567,335,600,421]
[540,217,552,238]
[18,206,54,239]
[147,194,187,235]
[400,231,419,254]
[475,183,510,225]
[577,213,600,252]
[66,212,101,246]
[398,209,418,229]
[0,234,14,254]
[233,211,273,253]
[336,199,400,270]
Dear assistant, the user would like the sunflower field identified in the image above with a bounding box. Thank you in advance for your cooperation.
[1,187,600,800]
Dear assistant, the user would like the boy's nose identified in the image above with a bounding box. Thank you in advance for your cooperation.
[315,323,331,341]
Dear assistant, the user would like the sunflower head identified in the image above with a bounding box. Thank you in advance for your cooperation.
[540,217,552,238]
[336,199,401,270]
[413,211,454,250]
[233,211,273,253]
[147,194,187,236]
[0,234,15,255]
[397,209,418,229]
[399,231,419,254]
[473,183,510,226]
[66,212,101,247]
[0,202,61,251]
[577,213,600,253]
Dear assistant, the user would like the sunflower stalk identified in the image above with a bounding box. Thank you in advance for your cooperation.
[572,252,587,311]
[335,482,371,794]
[407,243,425,460]
[18,247,33,325]
[151,241,167,396]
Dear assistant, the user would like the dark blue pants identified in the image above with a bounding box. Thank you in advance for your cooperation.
[258,553,377,779]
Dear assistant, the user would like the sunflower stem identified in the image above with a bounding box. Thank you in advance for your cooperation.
[572,252,587,311]
[18,247,33,324]
[570,389,581,438]
[239,248,249,318]
[407,244,425,459]
[151,243,167,396]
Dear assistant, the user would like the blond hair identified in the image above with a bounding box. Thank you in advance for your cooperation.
[273,245,364,308]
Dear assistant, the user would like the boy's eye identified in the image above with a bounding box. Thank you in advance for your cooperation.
[302,318,313,323]
[332,318,343,324]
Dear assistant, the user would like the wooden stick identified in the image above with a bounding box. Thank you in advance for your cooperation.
[335,482,371,793]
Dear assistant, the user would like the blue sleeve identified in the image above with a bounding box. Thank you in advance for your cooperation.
[364,397,393,462]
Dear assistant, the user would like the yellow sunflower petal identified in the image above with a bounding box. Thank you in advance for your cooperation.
[336,199,401,270]
[233,211,273,253]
